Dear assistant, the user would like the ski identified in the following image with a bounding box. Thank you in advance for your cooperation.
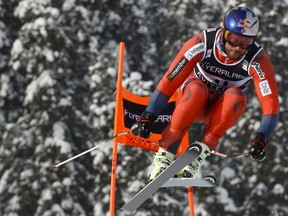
[161,175,217,187]
[121,142,205,213]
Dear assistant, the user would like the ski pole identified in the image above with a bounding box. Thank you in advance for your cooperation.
[211,150,250,158]
[151,141,250,158]
[52,131,131,169]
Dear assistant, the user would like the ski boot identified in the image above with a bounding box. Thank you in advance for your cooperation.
[148,148,175,182]
[175,142,211,178]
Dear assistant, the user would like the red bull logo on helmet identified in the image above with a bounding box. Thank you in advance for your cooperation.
[237,19,253,29]
[237,19,254,33]
[240,19,251,24]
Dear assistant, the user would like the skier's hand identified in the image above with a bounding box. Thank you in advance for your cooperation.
[131,111,157,139]
[249,132,268,161]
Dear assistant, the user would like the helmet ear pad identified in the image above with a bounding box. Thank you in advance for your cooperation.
[223,29,230,41]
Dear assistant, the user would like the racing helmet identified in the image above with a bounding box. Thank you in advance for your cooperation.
[224,7,259,38]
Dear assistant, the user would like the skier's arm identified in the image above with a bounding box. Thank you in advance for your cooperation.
[250,50,279,136]
[146,32,205,115]
[249,50,279,160]
[131,32,206,138]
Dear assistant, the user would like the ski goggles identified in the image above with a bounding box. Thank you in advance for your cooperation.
[226,32,254,50]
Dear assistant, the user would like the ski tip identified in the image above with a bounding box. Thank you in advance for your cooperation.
[121,206,135,214]
[204,175,218,185]
[188,143,202,152]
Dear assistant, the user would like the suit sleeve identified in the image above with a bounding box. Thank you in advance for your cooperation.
[250,50,279,137]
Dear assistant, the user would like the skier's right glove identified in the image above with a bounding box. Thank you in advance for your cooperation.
[131,111,157,139]
[249,132,268,161]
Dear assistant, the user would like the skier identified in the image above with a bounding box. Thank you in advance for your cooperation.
[131,6,279,181]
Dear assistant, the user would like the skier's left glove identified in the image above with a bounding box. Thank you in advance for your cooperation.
[131,111,157,139]
[249,132,268,161]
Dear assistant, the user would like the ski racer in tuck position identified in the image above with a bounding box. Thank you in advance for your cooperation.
[131,6,279,181]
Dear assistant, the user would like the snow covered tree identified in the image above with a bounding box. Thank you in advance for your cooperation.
[1,0,97,215]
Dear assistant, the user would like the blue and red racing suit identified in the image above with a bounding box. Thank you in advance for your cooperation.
[146,28,279,151]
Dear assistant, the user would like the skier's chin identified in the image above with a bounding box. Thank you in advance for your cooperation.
[227,51,244,60]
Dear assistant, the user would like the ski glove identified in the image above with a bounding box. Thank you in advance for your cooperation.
[249,132,268,161]
[131,111,157,139]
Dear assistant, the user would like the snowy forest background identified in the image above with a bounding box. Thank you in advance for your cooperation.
[0,0,287,216]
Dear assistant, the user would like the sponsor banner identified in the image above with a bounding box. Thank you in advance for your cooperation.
[195,67,227,93]
[206,28,217,32]
[242,60,249,71]
[200,62,248,80]
[252,62,265,80]
[124,133,159,152]
[167,57,187,81]
[123,99,175,134]
[259,80,272,96]
[184,42,205,61]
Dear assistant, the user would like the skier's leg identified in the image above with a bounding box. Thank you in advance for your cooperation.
[202,88,247,149]
[159,78,209,153]
[177,88,246,178]
[149,78,209,181]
